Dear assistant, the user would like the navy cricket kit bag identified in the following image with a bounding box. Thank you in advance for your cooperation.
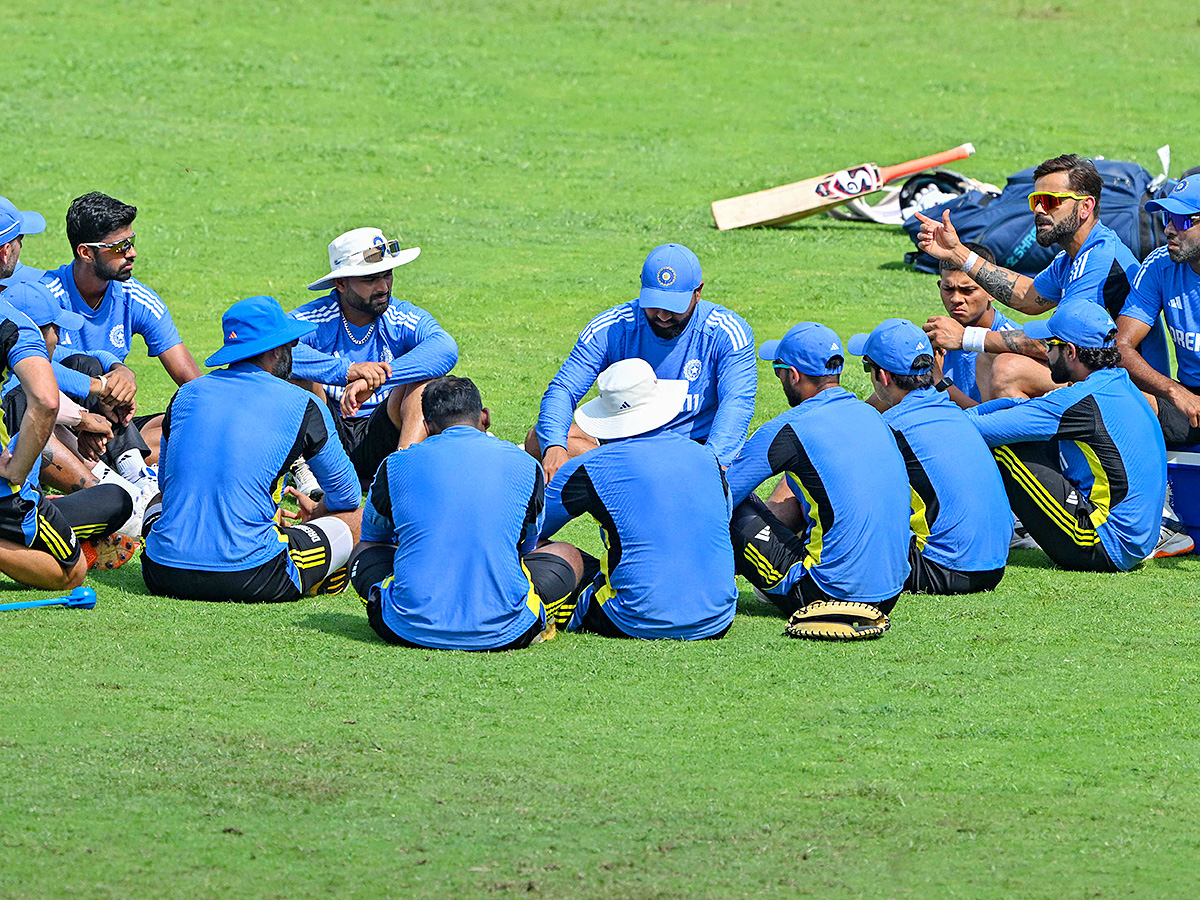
[902,159,1176,275]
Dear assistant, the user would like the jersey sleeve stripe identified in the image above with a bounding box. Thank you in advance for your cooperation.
[711,311,749,350]
[127,287,167,319]
[581,307,634,344]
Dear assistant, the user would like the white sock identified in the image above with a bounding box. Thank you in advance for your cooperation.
[114,449,145,482]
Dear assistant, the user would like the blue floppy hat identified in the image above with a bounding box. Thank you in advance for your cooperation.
[1023,302,1116,349]
[846,318,934,374]
[2,280,85,331]
[637,243,702,314]
[205,295,317,367]
[758,322,845,376]
[0,196,46,246]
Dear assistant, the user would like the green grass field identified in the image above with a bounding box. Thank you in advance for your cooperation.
[4,1,1200,897]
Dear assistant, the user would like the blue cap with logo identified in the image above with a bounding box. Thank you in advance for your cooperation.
[846,318,934,373]
[1145,177,1200,217]
[637,243,702,314]
[1023,302,1116,349]
[205,295,317,367]
[0,196,47,246]
[2,280,85,331]
[758,322,845,376]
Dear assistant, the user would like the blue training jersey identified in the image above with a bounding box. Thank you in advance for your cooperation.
[541,429,737,640]
[726,387,911,603]
[0,299,52,503]
[0,261,45,289]
[145,362,361,577]
[288,292,458,419]
[942,308,1018,402]
[360,426,546,650]
[41,262,183,361]
[883,387,1012,572]
[1123,246,1200,387]
[966,368,1165,570]
[1031,222,1170,375]
[535,299,756,466]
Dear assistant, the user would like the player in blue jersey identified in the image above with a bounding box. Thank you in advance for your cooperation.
[143,296,363,603]
[539,358,738,640]
[1118,177,1200,445]
[42,192,201,465]
[726,323,910,615]
[349,376,583,651]
[0,196,47,290]
[919,243,1021,406]
[527,243,755,484]
[965,303,1169,571]
[0,284,136,586]
[848,318,1011,594]
[917,154,1170,399]
[289,227,458,486]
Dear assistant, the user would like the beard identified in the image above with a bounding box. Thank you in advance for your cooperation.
[1035,205,1082,248]
[92,254,132,283]
[1167,238,1200,265]
[648,318,687,339]
[781,377,805,407]
[342,285,390,318]
[271,343,293,380]
[1048,353,1073,384]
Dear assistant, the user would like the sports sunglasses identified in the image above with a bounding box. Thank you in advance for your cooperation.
[1027,191,1090,212]
[339,239,404,267]
[85,233,136,254]
[1161,211,1200,232]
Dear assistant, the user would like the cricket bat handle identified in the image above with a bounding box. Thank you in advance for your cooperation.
[878,143,975,185]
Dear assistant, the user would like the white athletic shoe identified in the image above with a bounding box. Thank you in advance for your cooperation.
[288,458,324,502]
[1148,518,1195,560]
[1009,524,1040,552]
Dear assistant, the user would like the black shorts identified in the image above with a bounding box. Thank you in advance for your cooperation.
[991,441,1121,572]
[0,491,81,568]
[143,523,336,603]
[350,546,577,650]
[730,493,900,615]
[328,398,402,484]
[1156,384,1200,447]
[905,537,1005,595]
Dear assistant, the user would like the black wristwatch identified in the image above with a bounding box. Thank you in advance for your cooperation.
[934,375,954,393]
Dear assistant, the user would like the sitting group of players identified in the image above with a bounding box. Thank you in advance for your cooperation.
[1,150,1198,649]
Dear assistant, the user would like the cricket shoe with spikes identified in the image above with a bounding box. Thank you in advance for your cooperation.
[81,533,141,571]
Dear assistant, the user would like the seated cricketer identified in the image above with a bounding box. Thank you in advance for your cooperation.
[528,243,755,483]
[143,295,362,602]
[289,227,458,486]
[349,376,583,651]
[725,322,911,614]
[848,318,1011,594]
[965,303,1171,571]
[0,284,135,587]
[539,358,738,640]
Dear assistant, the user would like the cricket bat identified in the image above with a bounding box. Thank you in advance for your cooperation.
[711,143,976,231]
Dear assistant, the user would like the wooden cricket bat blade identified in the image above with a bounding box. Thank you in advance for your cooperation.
[711,143,975,231]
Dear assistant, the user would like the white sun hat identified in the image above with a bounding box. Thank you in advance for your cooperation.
[307,227,421,291]
[574,358,689,440]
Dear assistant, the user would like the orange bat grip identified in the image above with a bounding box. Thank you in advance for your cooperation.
[878,143,975,185]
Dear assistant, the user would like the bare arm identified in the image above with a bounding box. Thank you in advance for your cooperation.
[1117,314,1200,426]
[915,210,1048,313]
[157,342,202,386]
[985,329,1047,361]
[1,357,60,486]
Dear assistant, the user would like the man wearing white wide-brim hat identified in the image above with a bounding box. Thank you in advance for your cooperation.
[289,227,458,485]
[538,358,738,641]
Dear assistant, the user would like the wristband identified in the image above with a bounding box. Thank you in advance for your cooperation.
[97,374,108,394]
[962,326,988,354]
[960,250,979,273]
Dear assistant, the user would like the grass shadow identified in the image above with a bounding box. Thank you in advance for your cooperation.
[295,611,383,645]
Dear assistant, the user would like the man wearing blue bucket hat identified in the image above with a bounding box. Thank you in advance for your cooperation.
[1118,177,1200,447]
[725,322,911,617]
[966,302,1175,570]
[528,243,755,483]
[143,295,363,603]
[847,318,1011,594]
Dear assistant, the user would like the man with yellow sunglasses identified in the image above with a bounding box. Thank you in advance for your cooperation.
[917,154,1171,401]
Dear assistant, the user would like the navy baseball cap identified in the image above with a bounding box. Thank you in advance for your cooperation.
[0,196,46,246]
[846,318,934,373]
[758,322,845,376]
[637,243,702,314]
[205,295,317,367]
[1023,302,1116,349]
[2,280,85,331]
[1146,177,1200,217]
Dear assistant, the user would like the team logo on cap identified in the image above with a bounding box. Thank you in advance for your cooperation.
[683,359,702,381]
[657,266,676,288]
[1176,179,1190,193]
[110,325,126,350]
